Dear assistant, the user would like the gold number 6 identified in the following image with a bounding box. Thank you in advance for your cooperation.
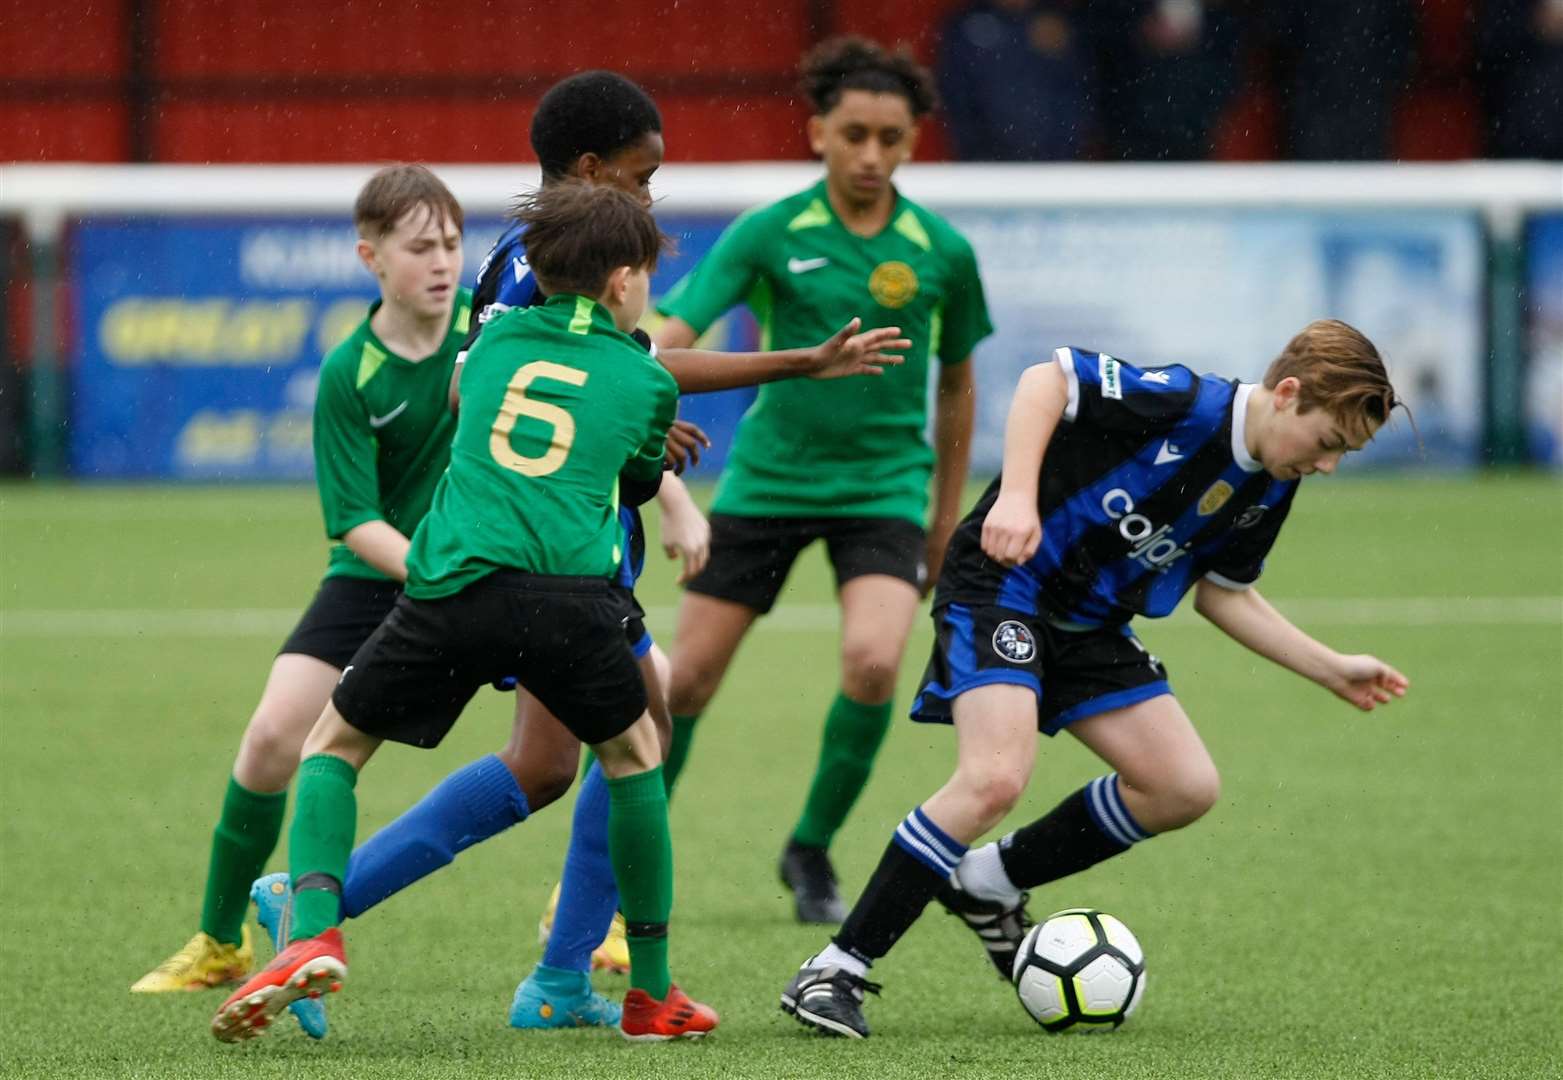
[489,360,589,477]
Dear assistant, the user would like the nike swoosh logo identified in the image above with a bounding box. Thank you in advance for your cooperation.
[369,401,409,429]
[788,257,829,274]
[1154,441,1184,466]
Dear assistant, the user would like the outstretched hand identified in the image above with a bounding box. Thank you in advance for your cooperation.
[807,318,912,380]
[663,419,712,475]
[1325,654,1410,712]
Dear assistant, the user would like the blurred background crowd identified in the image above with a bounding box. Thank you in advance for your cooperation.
[4,0,1560,166]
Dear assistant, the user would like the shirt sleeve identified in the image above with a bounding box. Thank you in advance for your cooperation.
[1202,483,1298,589]
[936,235,994,365]
[1053,347,1195,435]
[312,354,383,540]
[655,210,767,335]
[624,376,679,484]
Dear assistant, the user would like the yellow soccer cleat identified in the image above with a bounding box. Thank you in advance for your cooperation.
[131,926,253,993]
[593,912,630,975]
[536,882,630,975]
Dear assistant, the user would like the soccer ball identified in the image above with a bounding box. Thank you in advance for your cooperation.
[1011,908,1145,1032]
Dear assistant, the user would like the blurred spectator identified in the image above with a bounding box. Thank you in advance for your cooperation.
[937,0,1097,160]
[1086,0,1246,160]
[1264,0,1416,159]
[1479,0,1563,158]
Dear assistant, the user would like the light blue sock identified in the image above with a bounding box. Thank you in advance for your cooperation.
[341,754,529,919]
[540,760,617,972]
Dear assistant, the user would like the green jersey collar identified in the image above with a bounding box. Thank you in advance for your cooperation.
[797,178,909,242]
[544,292,620,336]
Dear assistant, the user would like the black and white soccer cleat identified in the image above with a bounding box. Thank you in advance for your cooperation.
[935,877,1033,980]
[780,962,881,1039]
[778,839,848,924]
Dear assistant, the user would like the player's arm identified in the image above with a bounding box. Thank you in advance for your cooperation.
[924,358,975,594]
[313,358,412,582]
[447,355,464,416]
[1193,581,1409,711]
[653,317,911,393]
[981,361,1069,567]
[656,472,710,584]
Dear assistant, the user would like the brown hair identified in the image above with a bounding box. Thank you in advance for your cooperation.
[1263,319,1402,440]
[800,35,937,118]
[353,164,464,239]
[511,181,668,298]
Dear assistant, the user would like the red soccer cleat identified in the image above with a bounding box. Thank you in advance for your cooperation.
[210,928,347,1043]
[619,983,720,1041]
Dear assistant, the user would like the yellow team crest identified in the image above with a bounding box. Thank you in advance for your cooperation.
[1198,480,1234,516]
[868,261,919,309]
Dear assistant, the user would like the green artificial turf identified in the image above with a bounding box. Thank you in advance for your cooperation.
[2,476,1559,1079]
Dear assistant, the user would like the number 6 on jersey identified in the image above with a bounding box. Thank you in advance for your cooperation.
[490,360,589,477]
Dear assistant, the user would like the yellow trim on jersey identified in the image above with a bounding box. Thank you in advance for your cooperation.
[455,303,471,334]
[355,341,387,389]
[786,199,832,232]
[893,209,933,252]
[568,296,595,335]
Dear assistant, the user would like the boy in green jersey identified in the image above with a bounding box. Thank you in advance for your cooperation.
[655,37,995,922]
[212,182,719,1044]
[132,166,468,1006]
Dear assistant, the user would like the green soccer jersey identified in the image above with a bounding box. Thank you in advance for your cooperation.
[658,180,993,524]
[406,294,678,599]
[313,288,473,582]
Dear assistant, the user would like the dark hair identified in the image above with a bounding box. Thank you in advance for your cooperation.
[513,181,668,298]
[354,164,464,239]
[530,71,663,180]
[799,35,937,118]
[1264,319,1404,441]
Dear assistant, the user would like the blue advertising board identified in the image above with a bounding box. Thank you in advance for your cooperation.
[69,205,1486,480]
[69,214,753,479]
[1525,214,1563,467]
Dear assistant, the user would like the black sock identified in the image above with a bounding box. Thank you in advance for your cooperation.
[998,777,1149,890]
[835,807,966,964]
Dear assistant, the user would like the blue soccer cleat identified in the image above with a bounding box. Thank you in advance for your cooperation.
[250,872,330,1040]
[509,965,622,1030]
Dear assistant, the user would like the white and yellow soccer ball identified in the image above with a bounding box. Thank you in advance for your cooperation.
[1011,908,1145,1032]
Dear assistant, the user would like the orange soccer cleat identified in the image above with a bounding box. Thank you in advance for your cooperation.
[210,928,347,1043]
[619,983,720,1042]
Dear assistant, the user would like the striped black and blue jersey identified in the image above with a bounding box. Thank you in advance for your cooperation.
[937,347,1298,627]
[462,220,651,586]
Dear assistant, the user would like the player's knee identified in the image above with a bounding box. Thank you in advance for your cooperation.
[668,658,723,715]
[1156,763,1220,830]
[840,641,900,702]
[237,701,315,783]
[960,764,1028,826]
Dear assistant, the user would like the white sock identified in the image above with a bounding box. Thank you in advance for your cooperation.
[811,943,868,978]
[955,842,1023,906]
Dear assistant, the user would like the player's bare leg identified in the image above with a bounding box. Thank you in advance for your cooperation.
[134,654,339,995]
[1067,695,1220,833]
[662,593,759,791]
[783,574,920,922]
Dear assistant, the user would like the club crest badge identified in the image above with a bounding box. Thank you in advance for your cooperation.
[868,260,919,309]
[992,620,1037,664]
[1198,480,1234,516]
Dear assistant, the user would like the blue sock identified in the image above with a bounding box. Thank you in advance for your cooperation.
[341,754,529,919]
[540,760,617,973]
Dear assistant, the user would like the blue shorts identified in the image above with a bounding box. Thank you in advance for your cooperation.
[909,603,1171,735]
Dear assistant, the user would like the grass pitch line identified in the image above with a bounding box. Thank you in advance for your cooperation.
[2,596,1559,637]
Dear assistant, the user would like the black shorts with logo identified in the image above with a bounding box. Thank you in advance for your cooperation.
[909,603,1172,735]
[686,513,926,614]
[333,572,646,749]
[278,576,402,670]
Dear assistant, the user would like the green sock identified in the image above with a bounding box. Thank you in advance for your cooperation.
[287,753,359,942]
[661,714,700,796]
[606,766,673,999]
[199,776,287,945]
[792,692,895,849]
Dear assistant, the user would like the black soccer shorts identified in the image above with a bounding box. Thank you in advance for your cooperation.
[909,603,1172,735]
[278,576,402,670]
[333,572,647,749]
[685,513,926,614]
